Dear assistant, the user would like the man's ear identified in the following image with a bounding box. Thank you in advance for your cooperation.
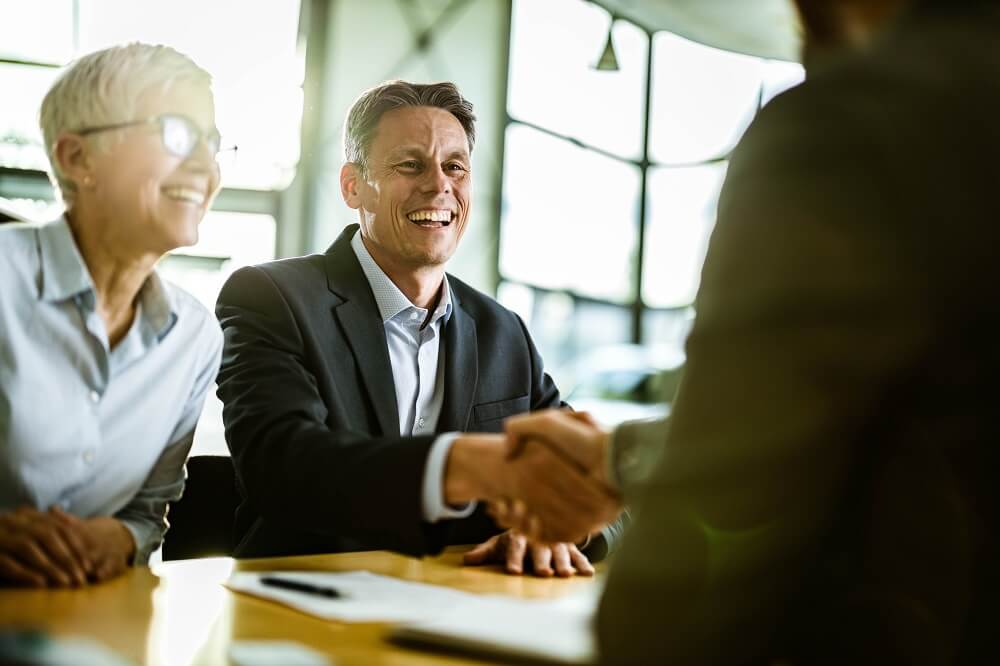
[54,133,95,190]
[341,162,363,210]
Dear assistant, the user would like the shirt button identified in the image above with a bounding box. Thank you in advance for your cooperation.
[83,449,96,464]
[417,417,426,427]
[89,390,100,404]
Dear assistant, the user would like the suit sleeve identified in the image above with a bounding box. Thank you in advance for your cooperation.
[216,265,443,555]
[596,90,934,663]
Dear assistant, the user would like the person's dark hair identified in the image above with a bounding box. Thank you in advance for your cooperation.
[795,0,994,47]
[343,80,476,176]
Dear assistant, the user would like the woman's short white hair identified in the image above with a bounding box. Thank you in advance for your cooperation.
[40,42,212,209]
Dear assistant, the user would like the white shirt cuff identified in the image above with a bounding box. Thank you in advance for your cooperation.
[422,432,478,522]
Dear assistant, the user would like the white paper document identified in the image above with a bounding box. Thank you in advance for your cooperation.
[226,570,480,623]
[392,583,600,665]
[228,640,331,666]
[227,570,600,664]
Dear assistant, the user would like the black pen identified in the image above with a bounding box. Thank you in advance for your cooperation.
[260,576,342,598]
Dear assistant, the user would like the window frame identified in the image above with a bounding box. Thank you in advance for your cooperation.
[498,0,798,345]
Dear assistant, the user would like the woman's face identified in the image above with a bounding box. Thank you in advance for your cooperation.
[86,80,221,255]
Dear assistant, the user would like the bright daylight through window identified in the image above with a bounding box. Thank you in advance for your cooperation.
[497,0,803,423]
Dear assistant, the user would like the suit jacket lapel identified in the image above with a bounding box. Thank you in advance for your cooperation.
[324,225,400,436]
[439,290,478,432]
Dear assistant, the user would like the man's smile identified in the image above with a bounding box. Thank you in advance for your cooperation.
[406,208,455,228]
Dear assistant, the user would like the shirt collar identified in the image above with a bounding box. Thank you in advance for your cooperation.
[350,229,453,325]
[37,216,178,340]
[138,271,179,342]
[37,216,94,302]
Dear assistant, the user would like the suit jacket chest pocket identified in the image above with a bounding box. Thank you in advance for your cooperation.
[471,395,531,432]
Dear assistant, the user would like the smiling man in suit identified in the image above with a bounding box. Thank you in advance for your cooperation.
[215,80,618,574]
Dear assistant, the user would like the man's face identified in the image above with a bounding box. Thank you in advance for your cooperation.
[347,105,472,271]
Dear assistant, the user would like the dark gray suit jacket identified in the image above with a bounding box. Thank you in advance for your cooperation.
[216,224,565,558]
[598,4,999,664]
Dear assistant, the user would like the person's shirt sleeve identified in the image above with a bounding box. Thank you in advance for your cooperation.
[571,418,669,561]
[421,432,477,522]
[607,417,671,495]
[116,321,223,564]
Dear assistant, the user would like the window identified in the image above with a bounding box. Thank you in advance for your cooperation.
[499,0,804,386]
[507,0,647,159]
[642,163,728,308]
[0,0,303,190]
[499,124,640,303]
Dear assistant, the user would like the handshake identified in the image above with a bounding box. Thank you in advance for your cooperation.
[444,409,623,544]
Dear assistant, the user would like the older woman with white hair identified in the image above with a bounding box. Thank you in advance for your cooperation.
[0,43,224,586]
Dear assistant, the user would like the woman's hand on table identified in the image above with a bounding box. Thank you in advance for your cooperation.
[0,506,91,587]
[0,508,135,587]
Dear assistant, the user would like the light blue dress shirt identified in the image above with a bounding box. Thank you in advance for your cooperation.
[0,218,223,563]
[350,231,476,523]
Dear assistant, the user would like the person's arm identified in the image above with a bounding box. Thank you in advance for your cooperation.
[114,321,223,565]
[518,313,631,560]
[596,91,932,664]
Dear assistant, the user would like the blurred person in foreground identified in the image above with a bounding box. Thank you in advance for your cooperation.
[0,43,224,586]
[496,0,999,663]
[215,80,621,576]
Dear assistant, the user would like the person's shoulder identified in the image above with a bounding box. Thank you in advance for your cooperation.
[227,253,328,290]
[0,221,45,285]
[0,220,43,252]
[730,58,895,186]
[447,274,525,327]
[159,277,223,350]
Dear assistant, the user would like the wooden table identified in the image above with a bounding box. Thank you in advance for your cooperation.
[0,547,601,665]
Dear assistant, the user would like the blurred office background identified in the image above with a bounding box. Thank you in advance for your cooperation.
[0,0,803,452]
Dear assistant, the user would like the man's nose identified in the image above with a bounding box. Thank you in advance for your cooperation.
[420,163,451,194]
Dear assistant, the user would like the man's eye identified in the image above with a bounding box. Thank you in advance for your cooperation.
[446,163,468,172]
[396,160,420,171]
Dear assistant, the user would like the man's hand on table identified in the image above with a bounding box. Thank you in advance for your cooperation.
[462,529,595,577]
[0,507,134,587]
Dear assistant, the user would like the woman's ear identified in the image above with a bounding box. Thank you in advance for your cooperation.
[54,133,96,190]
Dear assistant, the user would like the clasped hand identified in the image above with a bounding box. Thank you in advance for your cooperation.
[0,507,134,587]
[488,409,621,546]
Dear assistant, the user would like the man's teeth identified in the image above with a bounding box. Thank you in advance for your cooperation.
[164,187,206,205]
[406,210,452,224]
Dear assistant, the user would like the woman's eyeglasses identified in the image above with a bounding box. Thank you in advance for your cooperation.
[75,114,236,162]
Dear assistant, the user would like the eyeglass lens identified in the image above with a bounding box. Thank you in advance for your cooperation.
[160,115,221,158]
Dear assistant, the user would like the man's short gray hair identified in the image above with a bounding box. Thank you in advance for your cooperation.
[343,80,476,177]
[39,43,212,209]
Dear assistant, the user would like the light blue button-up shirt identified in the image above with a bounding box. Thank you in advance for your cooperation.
[0,218,223,563]
[350,231,476,523]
